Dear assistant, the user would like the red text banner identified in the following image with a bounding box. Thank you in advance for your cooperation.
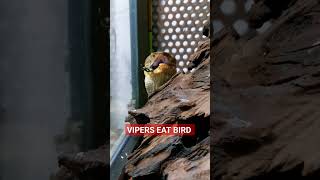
[125,124,196,136]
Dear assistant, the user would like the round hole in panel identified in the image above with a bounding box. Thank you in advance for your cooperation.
[171,34,177,40]
[172,48,177,53]
[245,0,254,12]
[168,41,173,47]
[179,61,184,67]
[153,14,158,21]
[183,67,188,73]
[168,14,173,19]
[175,13,181,19]
[182,27,188,32]
[220,0,236,15]
[164,7,170,13]
[164,48,170,53]
[160,0,166,5]
[152,0,158,5]
[172,6,177,12]
[183,41,188,46]
[187,48,192,53]
[175,41,181,46]
[179,6,185,11]
[195,34,200,39]
[176,0,182,5]
[175,54,181,60]
[168,0,174,5]
[212,20,224,34]
[179,48,185,53]
[179,20,185,26]
[164,21,170,27]
[183,54,188,60]
[233,19,249,36]
[164,35,170,40]
[153,27,158,34]
[183,13,188,18]
[179,34,184,39]
[172,20,177,26]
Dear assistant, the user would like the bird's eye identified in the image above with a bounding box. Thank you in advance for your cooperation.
[151,63,159,70]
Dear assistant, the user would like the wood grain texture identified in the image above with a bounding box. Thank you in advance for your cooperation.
[212,0,320,179]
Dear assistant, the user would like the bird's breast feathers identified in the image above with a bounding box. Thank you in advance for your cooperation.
[144,63,176,95]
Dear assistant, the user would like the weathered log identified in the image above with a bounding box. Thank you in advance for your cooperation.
[212,0,320,179]
[124,39,210,179]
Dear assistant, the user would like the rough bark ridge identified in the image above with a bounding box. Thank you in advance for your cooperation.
[51,146,107,180]
[124,38,210,180]
[212,0,320,179]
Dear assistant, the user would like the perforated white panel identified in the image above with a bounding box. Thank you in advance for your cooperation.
[152,0,210,73]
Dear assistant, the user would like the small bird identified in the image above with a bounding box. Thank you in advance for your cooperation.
[143,52,176,96]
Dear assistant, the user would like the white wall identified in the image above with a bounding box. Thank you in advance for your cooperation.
[110,0,132,130]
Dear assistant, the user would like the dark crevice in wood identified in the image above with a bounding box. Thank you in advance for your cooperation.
[263,75,302,86]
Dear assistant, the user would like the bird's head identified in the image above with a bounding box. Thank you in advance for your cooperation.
[143,52,176,77]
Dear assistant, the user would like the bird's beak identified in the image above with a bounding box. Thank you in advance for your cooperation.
[142,67,153,72]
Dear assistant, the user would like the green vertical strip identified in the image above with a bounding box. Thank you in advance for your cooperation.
[130,0,149,108]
